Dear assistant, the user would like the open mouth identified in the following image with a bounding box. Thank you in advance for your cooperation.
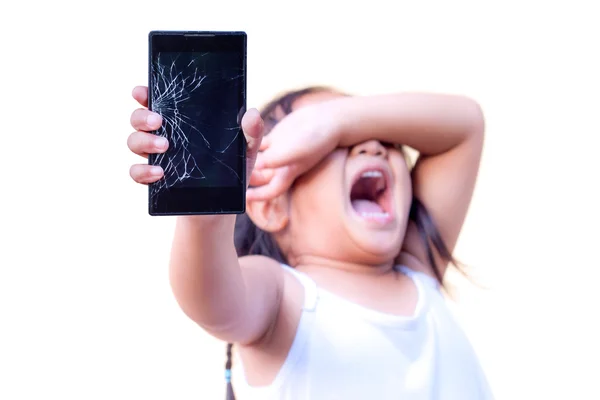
[349,169,393,223]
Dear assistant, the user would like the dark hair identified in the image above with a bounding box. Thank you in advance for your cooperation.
[224,86,460,399]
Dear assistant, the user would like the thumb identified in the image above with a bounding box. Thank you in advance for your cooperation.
[241,108,264,162]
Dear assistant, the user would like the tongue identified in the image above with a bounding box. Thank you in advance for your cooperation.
[351,199,384,214]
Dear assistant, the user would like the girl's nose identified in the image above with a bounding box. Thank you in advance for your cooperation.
[349,140,388,158]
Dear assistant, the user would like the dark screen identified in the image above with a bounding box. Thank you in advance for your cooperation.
[151,51,243,189]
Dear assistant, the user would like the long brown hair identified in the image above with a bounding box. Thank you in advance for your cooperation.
[225,86,460,399]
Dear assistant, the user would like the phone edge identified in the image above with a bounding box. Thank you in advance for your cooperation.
[147,31,248,216]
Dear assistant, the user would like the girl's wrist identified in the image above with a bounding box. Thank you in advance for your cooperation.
[178,214,236,233]
[322,96,357,147]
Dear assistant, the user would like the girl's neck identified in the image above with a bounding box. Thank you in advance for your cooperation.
[293,255,396,277]
[291,256,416,318]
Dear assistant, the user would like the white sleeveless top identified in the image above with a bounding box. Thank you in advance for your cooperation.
[234,265,493,399]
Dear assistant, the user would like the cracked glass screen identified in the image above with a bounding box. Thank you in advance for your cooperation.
[150,51,244,201]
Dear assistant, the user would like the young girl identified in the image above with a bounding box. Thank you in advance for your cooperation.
[127,86,492,399]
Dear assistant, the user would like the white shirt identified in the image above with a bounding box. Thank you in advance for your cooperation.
[235,265,493,399]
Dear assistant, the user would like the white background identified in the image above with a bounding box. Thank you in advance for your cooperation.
[1,0,599,399]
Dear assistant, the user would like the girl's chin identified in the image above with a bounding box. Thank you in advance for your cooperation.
[353,239,402,261]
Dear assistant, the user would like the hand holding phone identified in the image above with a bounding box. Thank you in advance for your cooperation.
[127,93,263,193]
[147,31,247,215]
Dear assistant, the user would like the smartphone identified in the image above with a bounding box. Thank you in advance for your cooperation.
[147,31,247,215]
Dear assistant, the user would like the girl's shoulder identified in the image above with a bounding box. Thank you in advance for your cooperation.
[238,254,285,278]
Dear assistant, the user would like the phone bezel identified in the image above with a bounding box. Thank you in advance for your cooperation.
[147,31,247,216]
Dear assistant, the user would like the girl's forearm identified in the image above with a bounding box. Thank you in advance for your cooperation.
[168,215,247,334]
[332,93,485,155]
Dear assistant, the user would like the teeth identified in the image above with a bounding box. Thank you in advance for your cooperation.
[360,212,390,219]
[361,170,383,178]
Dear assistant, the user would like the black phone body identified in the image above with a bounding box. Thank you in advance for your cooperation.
[148,31,247,216]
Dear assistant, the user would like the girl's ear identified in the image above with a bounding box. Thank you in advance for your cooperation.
[245,193,290,233]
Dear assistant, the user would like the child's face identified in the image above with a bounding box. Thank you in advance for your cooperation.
[283,93,413,267]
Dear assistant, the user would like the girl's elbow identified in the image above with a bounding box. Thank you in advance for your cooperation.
[465,98,486,138]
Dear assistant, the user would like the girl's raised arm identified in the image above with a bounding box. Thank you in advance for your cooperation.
[335,93,485,278]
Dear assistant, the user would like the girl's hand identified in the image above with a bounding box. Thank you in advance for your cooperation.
[127,86,264,187]
[127,86,167,184]
[247,103,341,201]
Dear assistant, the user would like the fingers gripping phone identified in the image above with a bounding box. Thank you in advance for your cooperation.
[148,31,247,215]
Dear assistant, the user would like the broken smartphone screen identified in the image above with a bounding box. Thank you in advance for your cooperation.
[147,31,246,215]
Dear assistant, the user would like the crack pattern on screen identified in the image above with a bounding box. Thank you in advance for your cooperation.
[150,53,243,205]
